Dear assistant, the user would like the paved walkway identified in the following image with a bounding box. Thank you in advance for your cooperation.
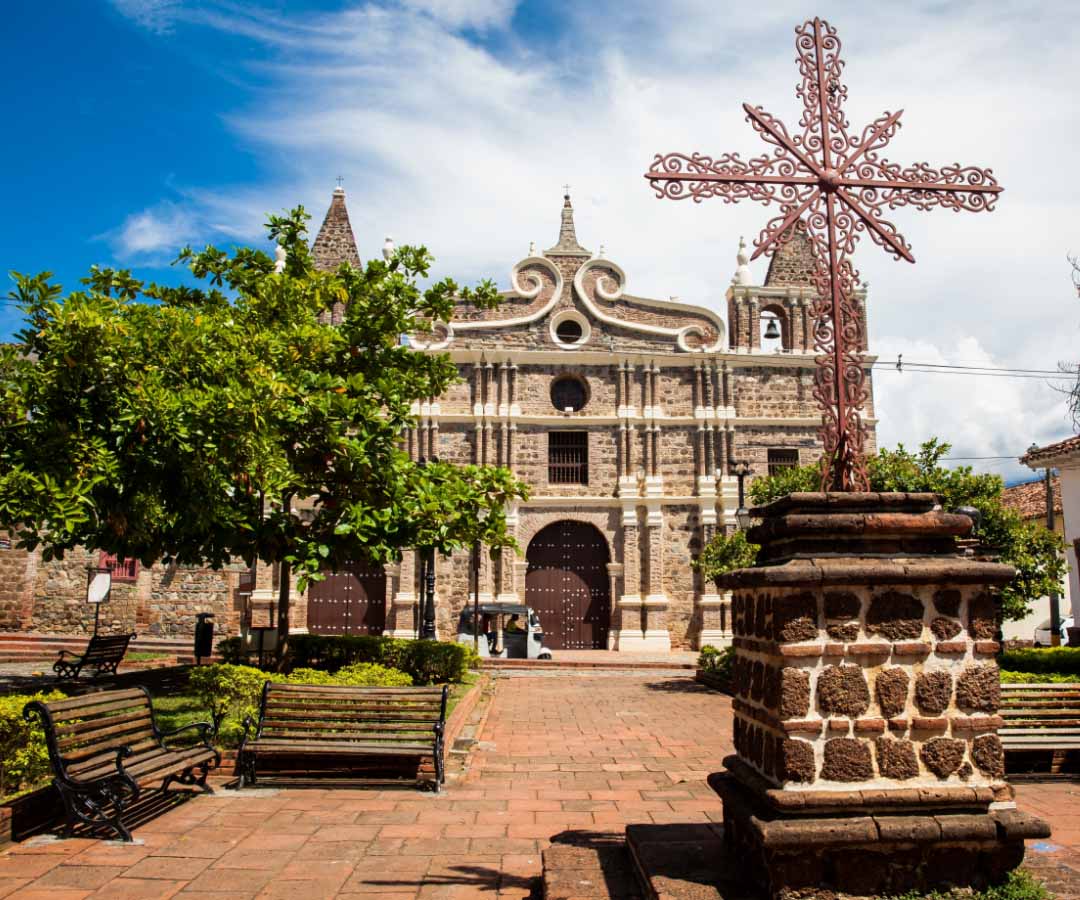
[0,671,1075,898]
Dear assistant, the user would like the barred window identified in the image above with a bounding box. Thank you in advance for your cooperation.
[549,432,588,485]
[767,448,800,476]
[100,553,138,582]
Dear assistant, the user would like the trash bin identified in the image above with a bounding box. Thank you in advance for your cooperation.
[194,612,214,664]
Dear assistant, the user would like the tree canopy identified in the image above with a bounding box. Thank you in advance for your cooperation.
[697,439,1065,621]
[0,207,529,645]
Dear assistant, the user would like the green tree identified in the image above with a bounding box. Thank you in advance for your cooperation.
[700,439,1065,620]
[0,207,529,656]
[695,530,758,583]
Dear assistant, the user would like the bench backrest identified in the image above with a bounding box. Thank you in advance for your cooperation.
[24,687,158,781]
[1000,682,1080,730]
[257,682,448,744]
[82,633,136,665]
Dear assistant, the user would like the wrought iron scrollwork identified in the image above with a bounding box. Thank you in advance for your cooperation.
[644,16,1002,491]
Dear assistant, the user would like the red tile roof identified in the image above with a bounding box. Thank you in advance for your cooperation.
[1001,476,1062,521]
[1021,435,1080,466]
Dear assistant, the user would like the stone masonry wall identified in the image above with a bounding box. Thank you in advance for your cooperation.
[20,549,248,639]
[730,582,1006,792]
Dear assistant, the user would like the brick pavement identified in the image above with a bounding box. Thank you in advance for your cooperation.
[0,670,1074,898]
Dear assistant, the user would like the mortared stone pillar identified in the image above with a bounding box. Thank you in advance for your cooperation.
[710,492,1048,897]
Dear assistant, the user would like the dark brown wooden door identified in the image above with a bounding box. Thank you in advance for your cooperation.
[526,521,610,650]
[307,561,386,636]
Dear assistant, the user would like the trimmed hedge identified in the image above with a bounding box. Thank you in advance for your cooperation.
[1000,669,1080,684]
[217,634,478,685]
[999,647,1080,676]
[188,661,417,745]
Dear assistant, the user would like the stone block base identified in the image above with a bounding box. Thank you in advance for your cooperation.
[711,771,1049,898]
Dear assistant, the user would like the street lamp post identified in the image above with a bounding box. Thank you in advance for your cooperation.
[417,457,439,641]
[731,461,751,531]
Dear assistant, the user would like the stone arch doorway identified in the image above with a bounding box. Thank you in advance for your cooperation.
[307,560,386,636]
[525,521,611,650]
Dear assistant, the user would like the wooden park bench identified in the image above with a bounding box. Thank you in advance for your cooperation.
[238,682,449,792]
[999,681,1080,773]
[53,633,136,680]
[23,687,219,841]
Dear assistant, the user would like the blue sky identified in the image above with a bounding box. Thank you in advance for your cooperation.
[3,1,1079,481]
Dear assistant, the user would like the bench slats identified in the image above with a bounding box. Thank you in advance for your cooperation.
[998,681,1080,763]
[58,721,157,755]
[263,708,441,723]
[46,689,147,715]
[241,682,449,791]
[249,740,432,754]
[263,719,434,730]
[267,683,443,695]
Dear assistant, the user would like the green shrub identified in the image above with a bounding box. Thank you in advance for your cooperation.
[217,636,243,664]
[999,647,1080,676]
[887,868,1048,900]
[332,663,413,687]
[282,667,337,685]
[189,664,272,739]
[697,645,735,687]
[1000,669,1080,684]
[282,663,412,687]
[286,634,476,684]
[4,690,66,799]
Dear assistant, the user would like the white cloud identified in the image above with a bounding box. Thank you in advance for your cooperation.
[104,1,1080,475]
[110,0,183,32]
[103,203,200,260]
[400,0,517,30]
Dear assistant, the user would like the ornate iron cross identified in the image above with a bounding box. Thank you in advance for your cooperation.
[645,17,1002,491]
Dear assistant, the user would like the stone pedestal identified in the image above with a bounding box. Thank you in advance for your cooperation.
[710,492,1048,897]
[697,591,733,649]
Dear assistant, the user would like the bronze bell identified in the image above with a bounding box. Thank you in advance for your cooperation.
[764,317,781,340]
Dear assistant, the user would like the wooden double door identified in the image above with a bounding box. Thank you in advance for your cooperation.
[525,521,611,650]
[307,561,386,636]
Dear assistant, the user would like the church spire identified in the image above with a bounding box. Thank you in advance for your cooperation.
[544,189,590,257]
[312,184,362,271]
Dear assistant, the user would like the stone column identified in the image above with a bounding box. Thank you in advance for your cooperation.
[749,299,760,350]
[615,507,646,651]
[508,363,519,415]
[642,505,671,651]
[707,492,1049,897]
[606,563,624,649]
[472,361,483,415]
[485,361,496,415]
[389,549,418,638]
[512,560,528,602]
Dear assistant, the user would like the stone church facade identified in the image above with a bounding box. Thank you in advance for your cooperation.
[0,187,874,650]
[373,192,876,651]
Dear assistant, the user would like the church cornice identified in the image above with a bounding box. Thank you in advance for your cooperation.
[440,348,879,369]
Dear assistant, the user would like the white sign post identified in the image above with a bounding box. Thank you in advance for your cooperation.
[86,568,112,636]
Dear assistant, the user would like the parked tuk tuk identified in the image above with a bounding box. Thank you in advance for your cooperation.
[456,603,552,660]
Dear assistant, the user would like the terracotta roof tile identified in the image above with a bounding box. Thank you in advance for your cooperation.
[1021,434,1080,466]
[1001,476,1061,521]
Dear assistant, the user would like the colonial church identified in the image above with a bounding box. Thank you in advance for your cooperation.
[0,187,875,651]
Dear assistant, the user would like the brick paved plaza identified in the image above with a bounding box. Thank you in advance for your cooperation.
[0,671,1076,899]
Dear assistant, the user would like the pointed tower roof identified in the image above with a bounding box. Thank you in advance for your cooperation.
[764,222,817,288]
[543,192,590,257]
[312,186,362,271]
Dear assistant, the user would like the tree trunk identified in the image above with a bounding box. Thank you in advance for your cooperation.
[275,557,290,671]
[275,494,293,671]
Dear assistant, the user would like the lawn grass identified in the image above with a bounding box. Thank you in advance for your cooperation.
[126,651,173,662]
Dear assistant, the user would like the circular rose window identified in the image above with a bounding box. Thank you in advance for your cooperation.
[551,375,588,412]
